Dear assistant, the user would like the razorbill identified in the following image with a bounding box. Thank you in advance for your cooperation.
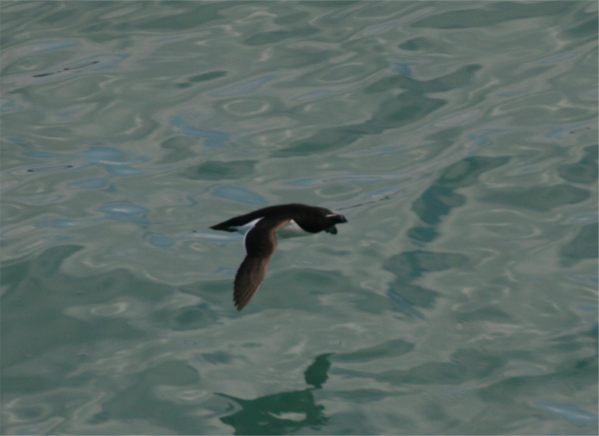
[211,203,348,310]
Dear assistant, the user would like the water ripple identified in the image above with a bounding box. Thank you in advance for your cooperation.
[1,2,597,435]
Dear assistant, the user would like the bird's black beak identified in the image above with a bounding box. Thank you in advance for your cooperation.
[337,214,348,223]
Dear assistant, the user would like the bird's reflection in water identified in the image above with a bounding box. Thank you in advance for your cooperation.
[218,354,332,435]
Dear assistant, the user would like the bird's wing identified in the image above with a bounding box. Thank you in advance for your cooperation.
[211,205,289,231]
[234,217,290,310]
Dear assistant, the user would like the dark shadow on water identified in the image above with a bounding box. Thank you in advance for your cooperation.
[384,250,469,318]
[557,144,598,185]
[218,354,332,435]
[385,155,510,316]
[559,223,598,267]
[409,155,510,243]
[274,64,481,157]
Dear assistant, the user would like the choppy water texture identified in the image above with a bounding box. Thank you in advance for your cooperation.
[1,2,597,435]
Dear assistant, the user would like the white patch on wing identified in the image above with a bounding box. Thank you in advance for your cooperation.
[236,218,307,241]
[236,218,262,238]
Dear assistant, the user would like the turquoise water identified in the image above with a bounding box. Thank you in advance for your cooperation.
[1,1,597,434]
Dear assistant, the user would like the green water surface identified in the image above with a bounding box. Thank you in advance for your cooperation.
[1,2,597,435]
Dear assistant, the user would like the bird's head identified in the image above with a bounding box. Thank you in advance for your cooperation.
[324,211,348,225]
[288,204,348,233]
[319,209,347,235]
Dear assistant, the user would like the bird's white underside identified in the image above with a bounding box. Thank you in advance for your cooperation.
[236,218,306,240]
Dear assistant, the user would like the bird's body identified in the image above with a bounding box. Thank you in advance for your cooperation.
[231,218,308,239]
[211,203,347,310]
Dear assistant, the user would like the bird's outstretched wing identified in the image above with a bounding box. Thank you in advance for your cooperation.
[233,217,289,310]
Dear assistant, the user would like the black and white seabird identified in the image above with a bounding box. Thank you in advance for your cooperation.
[211,203,348,310]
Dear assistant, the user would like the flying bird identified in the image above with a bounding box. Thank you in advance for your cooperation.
[211,203,348,310]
